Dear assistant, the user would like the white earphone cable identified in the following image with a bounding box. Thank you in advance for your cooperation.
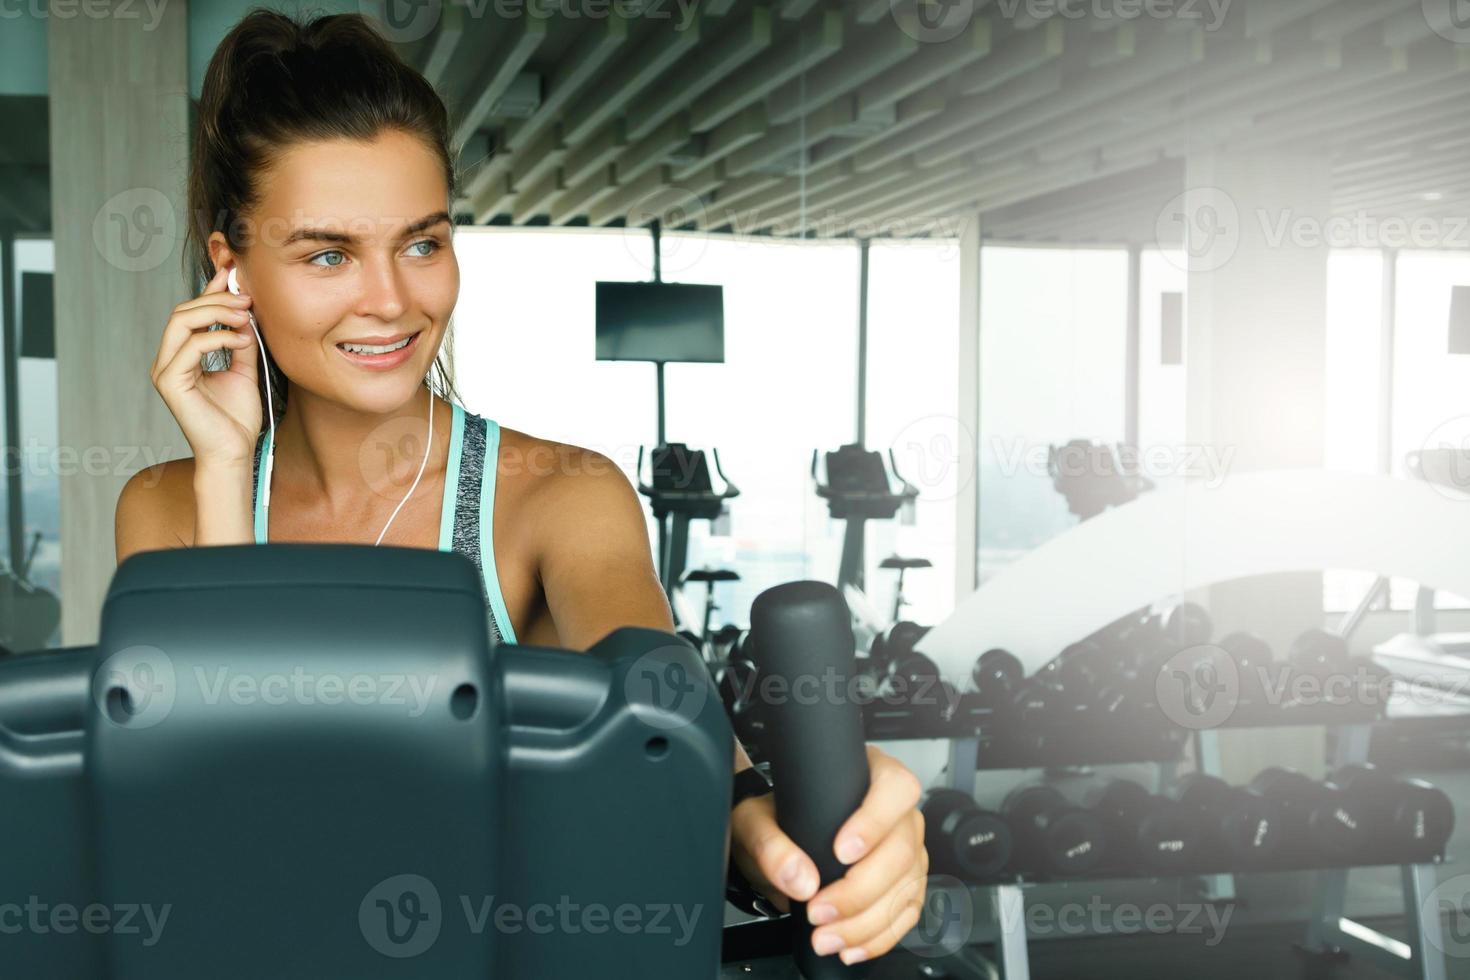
[374,384,434,547]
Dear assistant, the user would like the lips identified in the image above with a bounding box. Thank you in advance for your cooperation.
[334,330,423,369]
[336,332,416,353]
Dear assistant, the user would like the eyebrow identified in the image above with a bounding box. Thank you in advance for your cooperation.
[281,211,452,247]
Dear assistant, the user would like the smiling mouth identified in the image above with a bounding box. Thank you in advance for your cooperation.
[337,334,416,354]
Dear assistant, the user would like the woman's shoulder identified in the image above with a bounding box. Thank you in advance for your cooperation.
[485,421,640,520]
[115,457,200,561]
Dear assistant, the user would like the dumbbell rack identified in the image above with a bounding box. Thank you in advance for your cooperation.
[905,708,1458,980]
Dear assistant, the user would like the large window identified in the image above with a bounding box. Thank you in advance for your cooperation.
[3,237,60,649]
[1386,250,1470,611]
[1137,248,1186,486]
[450,227,863,631]
[976,246,1130,585]
[863,239,962,627]
[1322,249,1386,612]
[450,227,656,464]
[660,233,861,627]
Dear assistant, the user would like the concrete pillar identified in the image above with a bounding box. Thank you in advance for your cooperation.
[1179,145,1332,782]
[957,207,981,600]
[49,3,191,644]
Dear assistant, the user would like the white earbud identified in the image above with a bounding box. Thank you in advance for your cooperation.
[227,266,277,511]
[225,264,432,546]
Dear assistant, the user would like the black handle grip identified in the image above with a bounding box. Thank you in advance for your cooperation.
[748,581,871,979]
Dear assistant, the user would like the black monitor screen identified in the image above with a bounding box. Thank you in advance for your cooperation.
[595,281,725,363]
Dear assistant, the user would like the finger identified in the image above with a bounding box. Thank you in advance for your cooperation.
[225,318,261,377]
[830,746,923,867]
[154,326,255,396]
[809,808,926,928]
[153,304,253,377]
[812,871,926,965]
[203,263,230,293]
[731,795,820,903]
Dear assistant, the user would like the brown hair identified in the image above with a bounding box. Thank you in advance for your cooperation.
[184,7,462,425]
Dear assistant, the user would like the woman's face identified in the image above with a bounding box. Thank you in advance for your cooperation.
[212,129,460,416]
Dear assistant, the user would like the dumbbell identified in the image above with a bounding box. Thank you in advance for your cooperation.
[1005,649,1094,725]
[971,648,1023,707]
[1159,601,1213,649]
[1082,779,1203,874]
[1170,773,1283,868]
[1329,765,1455,862]
[1036,640,1107,708]
[1217,632,1272,704]
[1000,784,1109,876]
[1087,609,1162,671]
[1287,629,1353,706]
[877,649,941,702]
[1247,767,1369,863]
[864,622,930,693]
[886,620,930,660]
[921,789,1013,879]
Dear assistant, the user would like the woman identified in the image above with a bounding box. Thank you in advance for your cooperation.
[115,9,928,965]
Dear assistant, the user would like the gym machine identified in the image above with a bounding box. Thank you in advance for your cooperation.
[0,544,882,979]
[812,442,924,600]
[599,221,742,617]
[636,441,740,606]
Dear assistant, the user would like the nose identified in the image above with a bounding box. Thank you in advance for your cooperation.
[354,253,409,324]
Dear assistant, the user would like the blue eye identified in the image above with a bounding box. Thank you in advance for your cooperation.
[310,250,346,268]
[409,239,441,257]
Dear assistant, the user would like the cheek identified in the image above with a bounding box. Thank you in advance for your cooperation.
[422,262,460,325]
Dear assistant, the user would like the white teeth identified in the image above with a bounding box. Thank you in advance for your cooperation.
[341,336,412,355]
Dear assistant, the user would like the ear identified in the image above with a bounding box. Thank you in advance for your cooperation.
[205,232,238,286]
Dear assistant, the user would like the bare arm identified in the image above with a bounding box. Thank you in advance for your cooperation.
[531,449,757,776]
[114,458,253,566]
